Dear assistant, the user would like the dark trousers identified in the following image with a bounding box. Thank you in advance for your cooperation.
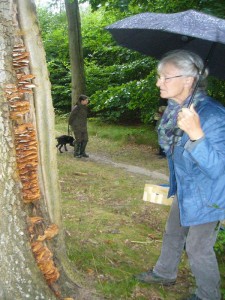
[73,129,88,143]
[153,196,221,300]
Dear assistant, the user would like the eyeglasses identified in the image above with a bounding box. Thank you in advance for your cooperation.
[156,74,184,83]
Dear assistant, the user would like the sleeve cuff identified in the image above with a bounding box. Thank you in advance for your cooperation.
[184,136,205,151]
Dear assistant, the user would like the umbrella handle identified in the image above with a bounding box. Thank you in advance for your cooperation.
[173,75,202,139]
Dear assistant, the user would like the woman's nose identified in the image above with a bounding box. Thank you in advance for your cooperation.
[156,79,161,87]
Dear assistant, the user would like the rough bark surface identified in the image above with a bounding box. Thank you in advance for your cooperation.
[64,0,86,107]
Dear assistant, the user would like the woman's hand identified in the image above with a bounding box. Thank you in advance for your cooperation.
[177,104,204,141]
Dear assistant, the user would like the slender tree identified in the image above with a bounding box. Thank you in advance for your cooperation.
[0,1,95,299]
[64,0,86,107]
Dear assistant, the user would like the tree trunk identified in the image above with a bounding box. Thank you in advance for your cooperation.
[64,0,86,107]
[0,1,94,299]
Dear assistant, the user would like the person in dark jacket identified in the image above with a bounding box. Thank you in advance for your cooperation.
[135,50,225,300]
[69,94,89,158]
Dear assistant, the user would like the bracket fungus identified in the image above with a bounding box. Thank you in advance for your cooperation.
[5,43,62,296]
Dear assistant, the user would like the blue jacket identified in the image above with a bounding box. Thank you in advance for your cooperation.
[168,96,225,226]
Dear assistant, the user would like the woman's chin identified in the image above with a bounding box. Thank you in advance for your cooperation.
[160,91,167,98]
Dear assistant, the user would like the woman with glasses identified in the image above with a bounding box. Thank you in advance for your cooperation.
[135,50,225,300]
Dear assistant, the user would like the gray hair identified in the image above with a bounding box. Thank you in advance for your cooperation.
[157,50,209,90]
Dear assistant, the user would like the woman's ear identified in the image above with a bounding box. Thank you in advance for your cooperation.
[185,76,195,88]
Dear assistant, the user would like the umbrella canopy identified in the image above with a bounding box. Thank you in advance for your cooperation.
[106,10,225,79]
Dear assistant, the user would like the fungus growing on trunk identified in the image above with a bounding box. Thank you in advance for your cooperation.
[5,43,63,298]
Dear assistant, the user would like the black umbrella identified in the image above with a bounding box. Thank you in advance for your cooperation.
[106,10,225,79]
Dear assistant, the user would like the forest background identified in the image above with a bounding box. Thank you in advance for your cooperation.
[37,0,225,125]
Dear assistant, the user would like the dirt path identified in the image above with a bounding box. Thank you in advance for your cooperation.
[89,153,169,181]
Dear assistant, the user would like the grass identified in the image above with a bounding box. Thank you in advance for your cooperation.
[55,117,225,300]
[88,118,159,146]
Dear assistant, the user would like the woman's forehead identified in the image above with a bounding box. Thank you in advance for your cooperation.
[159,62,180,74]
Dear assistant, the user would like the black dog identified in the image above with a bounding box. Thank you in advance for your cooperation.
[56,135,75,153]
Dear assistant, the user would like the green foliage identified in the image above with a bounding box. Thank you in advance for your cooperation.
[82,9,141,66]
[38,1,225,122]
[90,85,141,123]
[38,8,69,61]
[47,60,72,113]
[85,45,144,66]
[37,8,71,113]
[90,72,159,124]
[81,6,160,120]
[82,0,225,16]
[129,0,204,14]
[85,57,155,95]
[208,77,225,106]
[80,0,131,12]
[81,9,117,52]
[198,0,225,18]
[214,227,225,256]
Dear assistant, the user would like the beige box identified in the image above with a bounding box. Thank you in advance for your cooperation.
[143,184,174,206]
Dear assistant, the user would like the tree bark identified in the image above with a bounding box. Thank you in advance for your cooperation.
[64,0,86,107]
[0,0,58,298]
[0,1,94,299]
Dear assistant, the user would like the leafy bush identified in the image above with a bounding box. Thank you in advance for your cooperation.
[90,86,140,123]
[48,60,72,113]
[85,57,155,96]
[38,8,71,113]
[208,77,225,106]
[85,45,146,66]
[214,226,225,256]
[89,72,159,124]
